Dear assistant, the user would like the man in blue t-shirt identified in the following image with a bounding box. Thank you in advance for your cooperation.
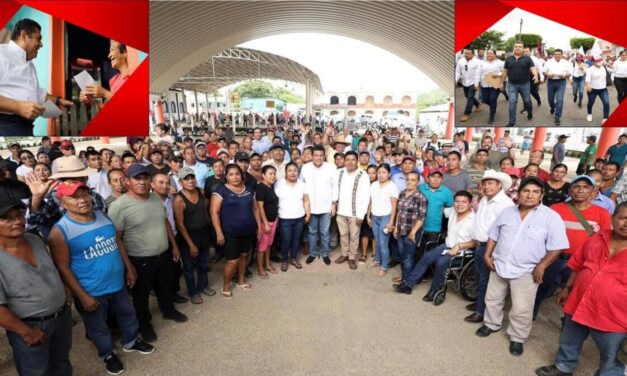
[418,170,454,250]
[48,182,154,375]
[605,134,627,165]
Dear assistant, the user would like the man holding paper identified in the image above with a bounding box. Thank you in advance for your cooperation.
[79,40,130,104]
[0,19,73,136]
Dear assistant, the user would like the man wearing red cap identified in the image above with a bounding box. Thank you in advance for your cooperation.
[51,140,77,174]
[48,182,154,375]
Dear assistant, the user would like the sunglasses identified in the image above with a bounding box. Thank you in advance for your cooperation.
[63,147,75,151]
[21,155,34,160]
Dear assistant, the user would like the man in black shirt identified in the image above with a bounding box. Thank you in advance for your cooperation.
[146,150,171,177]
[502,41,539,127]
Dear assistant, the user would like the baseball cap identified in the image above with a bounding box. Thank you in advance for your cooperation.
[60,140,74,149]
[558,134,570,140]
[402,155,416,163]
[127,164,150,178]
[269,143,284,151]
[235,152,250,162]
[217,149,229,156]
[587,135,597,142]
[571,175,595,186]
[428,170,443,177]
[178,167,195,180]
[0,196,26,217]
[195,141,207,148]
[56,181,90,199]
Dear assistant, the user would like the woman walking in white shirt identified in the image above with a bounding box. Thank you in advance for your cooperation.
[275,162,310,271]
[367,164,399,277]
[475,49,504,125]
[612,50,627,104]
[585,57,611,123]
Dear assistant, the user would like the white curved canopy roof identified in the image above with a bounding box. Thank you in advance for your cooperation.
[150,0,454,95]
[171,47,323,94]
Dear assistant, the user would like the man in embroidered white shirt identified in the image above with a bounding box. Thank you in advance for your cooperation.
[455,49,482,123]
[332,151,371,270]
[0,19,73,136]
[543,49,572,125]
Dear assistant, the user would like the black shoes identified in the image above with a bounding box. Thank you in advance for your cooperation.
[509,341,524,356]
[104,353,124,375]
[394,283,412,294]
[163,310,188,323]
[173,293,188,304]
[140,325,157,343]
[506,123,515,127]
[578,103,582,109]
[387,260,400,268]
[422,290,436,302]
[554,118,561,125]
[305,256,316,265]
[573,96,577,103]
[527,112,533,121]
[535,365,573,376]
[475,325,498,337]
[465,303,476,311]
[123,338,155,355]
[322,256,331,265]
[550,107,555,115]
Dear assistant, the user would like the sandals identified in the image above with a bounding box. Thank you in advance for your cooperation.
[358,255,366,264]
[221,290,232,299]
[392,275,402,283]
[281,262,289,272]
[377,268,387,278]
[237,282,253,291]
[290,259,303,269]
[257,272,269,280]
[266,266,279,274]
[368,262,380,270]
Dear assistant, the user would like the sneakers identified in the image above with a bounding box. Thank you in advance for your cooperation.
[535,365,573,376]
[103,353,124,375]
[123,338,155,355]
[305,256,316,265]
[587,114,593,122]
[322,256,331,265]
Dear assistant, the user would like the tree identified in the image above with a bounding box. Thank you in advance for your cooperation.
[546,47,556,56]
[416,89,449,113]
[233,80,273,98]
[467,30,506,51]
[272,87,305,104]
[502,34,543,52]
[570,37,595,52]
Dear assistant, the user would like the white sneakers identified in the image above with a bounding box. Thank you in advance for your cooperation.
[587,114,593,122]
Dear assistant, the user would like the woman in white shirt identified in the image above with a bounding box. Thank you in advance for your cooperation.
[570,55,588,108]
[275,162,310,271]
[16,150,35,182]
[585,57,611,123]
[475,49,504,125]
[612,50,627,104]
[367,164,399,277]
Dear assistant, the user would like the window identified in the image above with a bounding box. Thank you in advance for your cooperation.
[347,110,356,117]
[347,96,356,105]
[365,96,374,106]
[171,101,177,114]
[383,96,393,104]
[164,101,169,113]
[180,102,185,113]
[330,96,339,105]
[402,95,411,105]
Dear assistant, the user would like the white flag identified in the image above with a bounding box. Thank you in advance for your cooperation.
[590,39,602,59]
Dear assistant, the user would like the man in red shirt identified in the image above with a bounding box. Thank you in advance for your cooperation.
[533,175,612,319]
[535,201,627,376]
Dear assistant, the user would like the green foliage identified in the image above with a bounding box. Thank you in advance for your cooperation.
[233,80,304,104]
[546,47,556,56]
[502,34,543,52]
[570,37,595,52]
[416,89,449,112]
[467,30,506,51]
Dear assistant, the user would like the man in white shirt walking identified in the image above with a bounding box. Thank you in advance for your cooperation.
[543,49,572,125]
[0,19,73,136]
[300,146,336,265]
[332,151,371,270]
[456,49,482,122]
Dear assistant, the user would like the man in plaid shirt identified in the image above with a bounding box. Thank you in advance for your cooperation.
[393,171,427,284]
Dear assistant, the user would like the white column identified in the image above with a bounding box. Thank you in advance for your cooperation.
[194,91,199,121]
[305,79,312,123]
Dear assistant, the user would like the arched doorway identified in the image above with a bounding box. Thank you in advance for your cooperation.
[383,96,393,104]
[347,96,357,105]
[330,96,339,105]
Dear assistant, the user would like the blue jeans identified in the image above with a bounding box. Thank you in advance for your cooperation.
[547,79,566,120]
[6,305,73,376]
[572,76,585,104]
[481,87,499,122]
[462,85,480,115]
[397,230,423,282]
[280,217,305,260]
[371,215,391,270]
[405,243,451,292]
[74,288,139,359]
[555,315,626,375]
[507,82,532,125]
[308,213,330,257]
[533,256,571,318]
[180,237,210,297]
[587,88,610,119]
[474,241,490,317]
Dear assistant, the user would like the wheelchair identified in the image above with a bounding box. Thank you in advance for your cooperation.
[422,234,478,306]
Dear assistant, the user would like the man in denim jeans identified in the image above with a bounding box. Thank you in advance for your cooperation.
[465,170,514,324]
[455,49,482,123]
[0,197,72,376]
[48,181,155,375]
[502,41,539,127]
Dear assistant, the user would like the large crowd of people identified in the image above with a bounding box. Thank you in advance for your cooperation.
[456,44,627,126]
[0,124,626,375]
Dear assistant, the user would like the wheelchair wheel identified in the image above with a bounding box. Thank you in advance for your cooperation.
[433,290,446,306]
[459,259,478,302]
